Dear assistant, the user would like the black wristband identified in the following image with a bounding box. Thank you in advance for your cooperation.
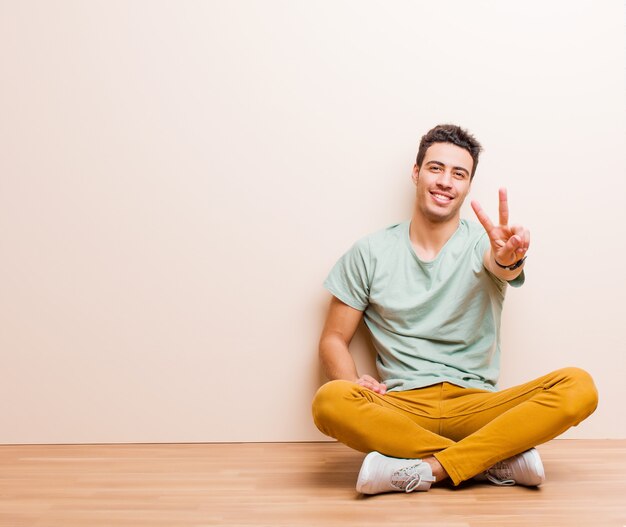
[494,255,527,271]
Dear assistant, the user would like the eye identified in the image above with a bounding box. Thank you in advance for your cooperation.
[454,171,467,179]
[430,166,441,172]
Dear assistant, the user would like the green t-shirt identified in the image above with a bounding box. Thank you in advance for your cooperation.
[324,219,524,392]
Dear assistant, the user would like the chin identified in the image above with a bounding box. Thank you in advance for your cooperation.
[423,207,459,224]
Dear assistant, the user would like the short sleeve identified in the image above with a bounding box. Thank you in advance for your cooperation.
[507,269,525,288]
[323,238,371,311]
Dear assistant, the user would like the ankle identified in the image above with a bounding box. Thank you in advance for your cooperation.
[423,456,449,482]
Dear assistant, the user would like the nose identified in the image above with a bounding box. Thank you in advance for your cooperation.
[436,169,453,188]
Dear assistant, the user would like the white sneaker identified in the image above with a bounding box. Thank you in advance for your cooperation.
[356,452,436,495]
[475,448,545,487]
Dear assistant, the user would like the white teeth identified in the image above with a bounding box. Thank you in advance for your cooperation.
[432,193,452,201]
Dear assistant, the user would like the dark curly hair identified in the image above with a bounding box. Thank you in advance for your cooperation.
[416,124,483,179]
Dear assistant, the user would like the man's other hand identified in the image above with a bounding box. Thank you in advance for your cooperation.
[356,375,387,395]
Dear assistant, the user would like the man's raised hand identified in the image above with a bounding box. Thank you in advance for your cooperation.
[471,188,530,268]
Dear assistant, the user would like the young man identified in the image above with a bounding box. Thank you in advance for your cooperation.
[311,124,598,494]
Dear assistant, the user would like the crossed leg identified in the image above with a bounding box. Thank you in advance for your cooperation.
[312,367,598,485]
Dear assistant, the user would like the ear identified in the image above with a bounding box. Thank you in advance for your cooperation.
[412,164,420,185]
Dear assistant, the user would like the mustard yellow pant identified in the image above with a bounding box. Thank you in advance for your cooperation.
[312,367,598,485]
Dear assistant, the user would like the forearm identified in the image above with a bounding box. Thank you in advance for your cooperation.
[319,335,359,382]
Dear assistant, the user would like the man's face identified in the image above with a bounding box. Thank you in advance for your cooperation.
[412,142,474,224]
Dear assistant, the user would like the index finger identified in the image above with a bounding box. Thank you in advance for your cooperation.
[471,200,495,233]
[499,187,509,226]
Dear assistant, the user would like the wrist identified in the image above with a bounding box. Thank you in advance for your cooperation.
[494,255,527,271]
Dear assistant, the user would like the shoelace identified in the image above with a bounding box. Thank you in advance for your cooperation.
[484,472,515,486]
[483,462,516,486]
[404,474,425,493]
[391,465,435,493]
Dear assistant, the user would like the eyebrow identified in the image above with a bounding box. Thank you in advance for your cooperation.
[426,160,470,176]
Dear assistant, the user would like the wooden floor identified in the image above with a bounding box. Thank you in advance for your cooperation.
[0,440,624,527]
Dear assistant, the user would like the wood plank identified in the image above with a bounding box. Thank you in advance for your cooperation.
[0,440,624,526]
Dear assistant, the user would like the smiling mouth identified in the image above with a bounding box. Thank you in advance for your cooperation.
[430,192,453,204]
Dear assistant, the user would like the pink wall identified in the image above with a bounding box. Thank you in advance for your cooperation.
[1,0,624,443]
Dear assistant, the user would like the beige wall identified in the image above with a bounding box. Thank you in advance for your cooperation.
[1,0,624,443]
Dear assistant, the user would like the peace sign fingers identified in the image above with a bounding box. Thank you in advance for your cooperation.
[471,187,512,235]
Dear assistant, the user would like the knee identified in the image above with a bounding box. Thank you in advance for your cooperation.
[311,380,357,435]
[556,367,599,423]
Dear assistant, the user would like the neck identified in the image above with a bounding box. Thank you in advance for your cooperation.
[409,211,461,261]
